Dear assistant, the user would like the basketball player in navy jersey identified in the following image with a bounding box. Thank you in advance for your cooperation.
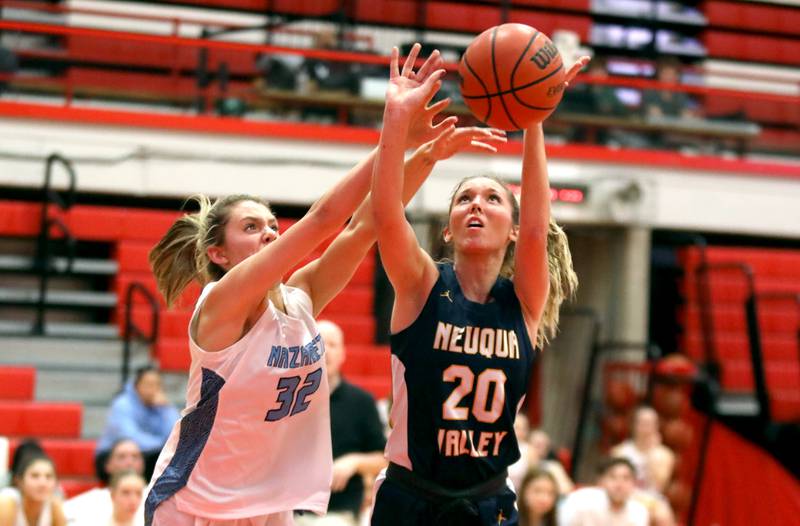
[369,49,589,525]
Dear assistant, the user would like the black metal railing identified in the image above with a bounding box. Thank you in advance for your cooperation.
[570,339,661,479]
[121,282,160,389]
[32,153,77,335]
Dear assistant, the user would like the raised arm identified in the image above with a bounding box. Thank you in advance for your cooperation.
[514,58,589,338]
[371,46,450,331]
[197,47,449,351]
[290,110,505,315]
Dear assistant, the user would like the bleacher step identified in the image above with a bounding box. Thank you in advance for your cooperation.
[0,255,118,275]
[0,336,127,366]
[0,320,119,339]
[0,287,117,308]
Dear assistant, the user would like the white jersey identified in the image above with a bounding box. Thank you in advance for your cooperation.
[145,283,332,522]
[0,487,53,526]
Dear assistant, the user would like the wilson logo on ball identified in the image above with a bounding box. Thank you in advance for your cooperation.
[530,42,559,70]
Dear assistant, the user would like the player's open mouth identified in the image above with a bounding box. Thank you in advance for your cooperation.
[467,218,484,229]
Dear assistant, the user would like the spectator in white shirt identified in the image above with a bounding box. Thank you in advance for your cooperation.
[64,440,144,526]
[558,457,649,526]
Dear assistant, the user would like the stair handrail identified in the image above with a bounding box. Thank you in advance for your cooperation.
[694,260,769,420]
[33,153,77,335]
[755,291,800,398]
[121,281,160,390]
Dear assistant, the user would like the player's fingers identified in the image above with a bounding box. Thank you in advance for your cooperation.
[432,115,458,130]
[427,98,451,116]
[470,141,498,153]
[415,49,440,81]
[565,55,591,85]
[390,47,399,79]
[402,43,422,77]
[420,69,446,98]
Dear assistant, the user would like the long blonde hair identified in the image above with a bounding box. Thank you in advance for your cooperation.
[446,175,578,347]
[148,194,271,307]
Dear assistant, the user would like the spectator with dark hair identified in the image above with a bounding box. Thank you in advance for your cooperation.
[519,468,559,526]
[95,366,179,480]
[558,457,649,526]
[107,471,146,526]
[642,59,696,121]
[64,439,144,525]
[0,452,66,526]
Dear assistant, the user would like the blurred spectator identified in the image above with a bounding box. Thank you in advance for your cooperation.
[509,413,532,489]
[519,468,559,526]
[107,471,145,526]
[299,29,359,124]
[296,320,386,526]
[611,406,675,494]
[0,437,8,488]
[95,366,179,481]
[558,457,648,526]
[510,425,574,495]
[642,59,696,120]
[255,52,303,91]
[0,452,66,526]
[0,45,18,95]
[64,439,144,525]
[5,441,46,490]
[303,30,359,94]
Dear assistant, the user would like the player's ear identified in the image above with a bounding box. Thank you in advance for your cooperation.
[442,225,453,244]
[509,224,519,243]
[207,245,229,269]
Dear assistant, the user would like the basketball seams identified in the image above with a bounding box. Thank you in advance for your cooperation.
[508,62,564,111]
[490,26,521,130]
[462,53,494,125]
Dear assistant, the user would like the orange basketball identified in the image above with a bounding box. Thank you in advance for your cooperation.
[459,23,565,131]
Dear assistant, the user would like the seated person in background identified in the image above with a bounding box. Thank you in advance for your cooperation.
[611,406,674,495]
[95,366,179,481]
[255,52,303,91]
[64,439,145,525]
[0,452,66,526]
[511,425,574,495]
[642,59,697,120]
[3,441,45,491]
[0,45,18,94]
[519,468,560,526]
[106,471,146,526]
[295,320,387,526]
[558,457,649,526]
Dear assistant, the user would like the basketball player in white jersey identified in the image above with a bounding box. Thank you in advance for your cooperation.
[144,44,505,526]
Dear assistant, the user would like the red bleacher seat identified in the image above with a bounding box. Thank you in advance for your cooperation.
[340,345,391,377]
[348,374,392,400]
[704,1,800,36]
[0,402,82,438]
[0,367,36,401]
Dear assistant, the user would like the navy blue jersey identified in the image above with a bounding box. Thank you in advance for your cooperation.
[384,263,537,489]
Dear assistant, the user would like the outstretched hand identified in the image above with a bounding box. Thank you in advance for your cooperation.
[564,55,591,89]
[428,126,507,161]
[386,43,447,118]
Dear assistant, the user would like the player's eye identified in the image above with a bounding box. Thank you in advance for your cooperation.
[488,194,501,203]
[245,223,257,232]
[458,194,471,203]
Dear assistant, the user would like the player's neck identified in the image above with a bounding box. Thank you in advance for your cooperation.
[453,252,503,304]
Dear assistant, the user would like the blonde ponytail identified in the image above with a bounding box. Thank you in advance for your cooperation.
[536,217,578,347]
[148,194,271,308]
